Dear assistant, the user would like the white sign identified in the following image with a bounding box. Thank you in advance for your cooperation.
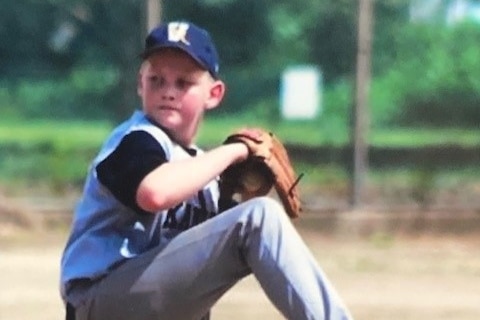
[280,65,322,120]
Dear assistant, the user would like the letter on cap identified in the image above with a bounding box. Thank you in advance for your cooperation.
[168,22,191,46]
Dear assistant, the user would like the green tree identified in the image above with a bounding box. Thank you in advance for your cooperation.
[0,0,144,120]
[308,0,410,83]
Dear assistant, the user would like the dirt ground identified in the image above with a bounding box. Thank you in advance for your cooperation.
[1,213,480,320]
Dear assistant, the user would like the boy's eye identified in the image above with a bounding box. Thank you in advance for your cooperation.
[148,76,162,86]
[148,76,160,86]
[175,78,192,89]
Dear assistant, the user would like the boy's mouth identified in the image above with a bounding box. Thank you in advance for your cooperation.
[158,105,178,111]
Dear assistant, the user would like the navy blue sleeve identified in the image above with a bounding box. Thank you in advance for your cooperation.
[96,131,167,213]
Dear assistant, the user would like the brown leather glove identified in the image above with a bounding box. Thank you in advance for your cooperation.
[221,128,302,218]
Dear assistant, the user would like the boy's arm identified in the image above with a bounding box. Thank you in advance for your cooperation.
[136,143,248,212]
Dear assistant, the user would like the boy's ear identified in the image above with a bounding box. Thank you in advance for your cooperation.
[205,80,226,110]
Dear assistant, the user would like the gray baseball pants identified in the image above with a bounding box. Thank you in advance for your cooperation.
[68,197,353,320]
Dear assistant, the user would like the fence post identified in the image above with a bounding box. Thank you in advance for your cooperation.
[351,0,374,208]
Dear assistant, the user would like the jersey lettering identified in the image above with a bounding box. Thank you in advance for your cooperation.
[162,190,216,231]
[163,203,181,229]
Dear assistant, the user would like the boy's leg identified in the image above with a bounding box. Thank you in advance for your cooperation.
[77,197,352,320]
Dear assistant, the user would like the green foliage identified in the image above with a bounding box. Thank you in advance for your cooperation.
[309,0,357,82]
[1,0,479,129]
[1,119,479,192]
[1,0,479,200]
[309,0,410,82]
[198,114,282,147]
[268,0,321,63]
[409,165,437,208]
[3,66,119,120]
[319,80,353,145]
[370,22,480,127]
[164,0,271,66]
[200,116,480,148]
[70,67,119,93]
[0,0,59,77]
[0,119,111,149]
[0,143,95,191]
[15,80,74,118]
[369,128,480,147]
[0,120,111,190]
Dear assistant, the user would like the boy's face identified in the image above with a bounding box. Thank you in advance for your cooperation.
[137,48,224,146]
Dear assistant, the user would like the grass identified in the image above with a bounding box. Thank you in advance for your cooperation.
[199,118,480,148]
[369,127,480,148]
[198,116,349,147]
[1,118,480,149]
[0,119,113,150]
[0,117,479,193]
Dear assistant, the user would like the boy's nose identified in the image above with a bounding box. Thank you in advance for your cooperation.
[161,87,175,101]
[162,93,174,101]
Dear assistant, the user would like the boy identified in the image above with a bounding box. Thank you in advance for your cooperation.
[60,20,353,320]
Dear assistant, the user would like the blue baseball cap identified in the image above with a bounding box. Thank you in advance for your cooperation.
[141,21,220,78]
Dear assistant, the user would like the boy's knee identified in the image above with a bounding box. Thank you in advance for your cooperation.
[251,196,283,210]
[240,197,289,227]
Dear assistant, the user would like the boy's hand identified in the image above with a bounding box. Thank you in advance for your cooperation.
[221,128,303,218]
[223,127,273,160]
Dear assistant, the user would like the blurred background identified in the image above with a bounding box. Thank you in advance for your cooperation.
[1,0,479,213]
[0,1,480,319]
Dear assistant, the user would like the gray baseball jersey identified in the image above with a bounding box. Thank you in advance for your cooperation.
[60,110,222,300]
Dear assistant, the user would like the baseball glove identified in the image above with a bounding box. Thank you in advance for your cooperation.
[220,128,303,218]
